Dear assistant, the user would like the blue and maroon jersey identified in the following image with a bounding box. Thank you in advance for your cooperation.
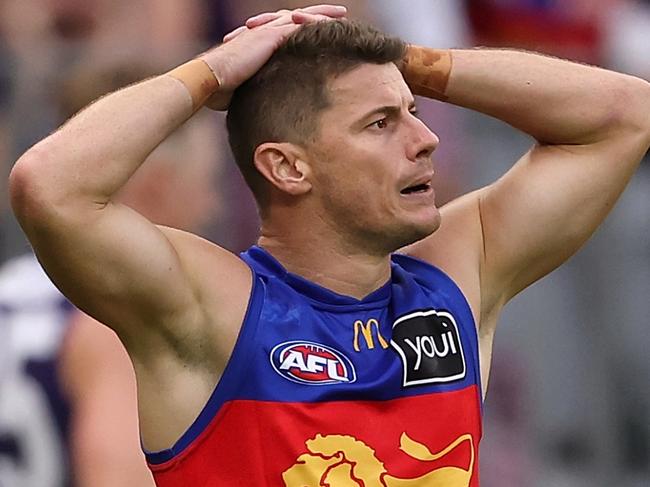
[146,246,483,486]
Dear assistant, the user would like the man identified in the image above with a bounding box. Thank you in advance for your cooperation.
[9,4,650,486]
[1,62,219,486]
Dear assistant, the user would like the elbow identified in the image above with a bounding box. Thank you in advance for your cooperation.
[9,149,45,222]
[611,76,650,144]
[9,144,66,228]
[636,79,650,145]
[10,143,107,238]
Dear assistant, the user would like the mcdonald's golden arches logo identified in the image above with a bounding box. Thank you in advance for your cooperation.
[353,319,389,352]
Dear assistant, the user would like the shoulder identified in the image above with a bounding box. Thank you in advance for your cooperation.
[157,226,253,297]
[391,252,475,317]
[391,252,458,288]
[399,190,486,326]
[156,227,255,348]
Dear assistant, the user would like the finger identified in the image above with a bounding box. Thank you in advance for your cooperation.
[224,7,340,44]
[265,12,301,27]
[246,9,291,28]
[246,5,345,28]
[223,25,247,43]
[291,12,339,25]
[300,4,347,17]
[246,12,281,28]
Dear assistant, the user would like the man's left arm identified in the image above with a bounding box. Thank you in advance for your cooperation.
[405,47,650,323]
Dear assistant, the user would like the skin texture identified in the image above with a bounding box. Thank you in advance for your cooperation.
[9,5,650,456]
[59,114,219,486]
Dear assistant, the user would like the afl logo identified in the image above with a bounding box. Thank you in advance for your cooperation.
[270,341,356,385]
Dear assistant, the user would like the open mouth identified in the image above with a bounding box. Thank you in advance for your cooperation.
[400,182,432,195]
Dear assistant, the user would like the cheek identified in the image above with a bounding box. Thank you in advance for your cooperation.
[329,179,395,227]
[312,141,397,213]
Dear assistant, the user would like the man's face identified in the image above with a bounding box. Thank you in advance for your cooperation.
[305,62,440,253]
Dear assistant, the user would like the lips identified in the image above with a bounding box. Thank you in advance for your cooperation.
[400,175,433,195]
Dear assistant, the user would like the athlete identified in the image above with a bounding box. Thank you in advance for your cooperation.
[8,5,650,486]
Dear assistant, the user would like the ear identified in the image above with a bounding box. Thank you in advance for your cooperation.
[253,142,312,195]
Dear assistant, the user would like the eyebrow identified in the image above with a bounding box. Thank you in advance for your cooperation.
[355,100,418,127]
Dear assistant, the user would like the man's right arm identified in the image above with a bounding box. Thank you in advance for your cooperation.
[9,5,347,349]
[9,70,212,347]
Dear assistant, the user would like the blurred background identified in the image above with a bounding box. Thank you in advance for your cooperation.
[0,1,648,486]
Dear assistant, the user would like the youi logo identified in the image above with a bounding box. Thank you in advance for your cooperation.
[270,341,356,385]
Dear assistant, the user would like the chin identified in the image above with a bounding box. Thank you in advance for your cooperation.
[382,213,441,253]
[408,217,441,244]
[411,207,441,237]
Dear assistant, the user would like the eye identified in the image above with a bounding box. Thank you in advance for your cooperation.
[371,118,388,129]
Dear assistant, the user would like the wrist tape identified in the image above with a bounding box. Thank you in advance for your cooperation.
[166,59,220,111]
[402,46,452,101]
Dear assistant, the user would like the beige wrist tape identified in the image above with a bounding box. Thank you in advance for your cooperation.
[401,46,452,101]
[167,59,220,111]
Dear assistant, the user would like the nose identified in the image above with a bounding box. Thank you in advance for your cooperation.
[406,116,439,162]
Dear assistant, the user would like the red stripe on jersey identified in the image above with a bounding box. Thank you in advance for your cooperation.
[149,385,482,486]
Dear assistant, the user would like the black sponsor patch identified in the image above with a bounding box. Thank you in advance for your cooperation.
[390,309,466,387]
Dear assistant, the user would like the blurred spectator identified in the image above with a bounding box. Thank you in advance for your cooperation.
[0,58,223,486]
[606,0,650,78]
[0,0,213,262]
[225,0,374,29]
[466,0,619,64]
[0,256,74,487]
[480,352,533,487]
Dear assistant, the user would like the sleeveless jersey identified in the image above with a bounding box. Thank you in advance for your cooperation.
[0,254,73,487]
[147,246,483,486]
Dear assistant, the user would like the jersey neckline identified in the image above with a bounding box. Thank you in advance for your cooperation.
[245,245,392,308]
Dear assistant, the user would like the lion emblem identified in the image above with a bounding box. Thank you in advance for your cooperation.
[283,432,474,487]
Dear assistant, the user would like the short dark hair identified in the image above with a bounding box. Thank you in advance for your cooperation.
[226,20,406,207]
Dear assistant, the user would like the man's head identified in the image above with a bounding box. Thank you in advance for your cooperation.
[227,20,406,205]
[227,20,440,254]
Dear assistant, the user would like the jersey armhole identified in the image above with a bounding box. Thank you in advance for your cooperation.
[145,266,265,466]
[392,252,484,411]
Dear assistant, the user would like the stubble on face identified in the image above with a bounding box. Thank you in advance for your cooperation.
[302,63,441,255]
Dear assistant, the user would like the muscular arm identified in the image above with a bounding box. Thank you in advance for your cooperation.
[9,72,211,347]
[9,6,345,350]
[406,48,650,325]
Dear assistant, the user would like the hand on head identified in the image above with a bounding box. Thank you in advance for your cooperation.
[201,5,347,110]
[225,4,347,42]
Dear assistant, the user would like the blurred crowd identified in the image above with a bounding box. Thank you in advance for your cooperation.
[0,1,648,486]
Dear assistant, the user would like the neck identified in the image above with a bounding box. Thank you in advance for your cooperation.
[258,212,391,300]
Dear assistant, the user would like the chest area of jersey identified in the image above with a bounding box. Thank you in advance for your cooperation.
[245,297,478,402]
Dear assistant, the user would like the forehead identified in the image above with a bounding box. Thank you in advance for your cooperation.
[325,63,413,117]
